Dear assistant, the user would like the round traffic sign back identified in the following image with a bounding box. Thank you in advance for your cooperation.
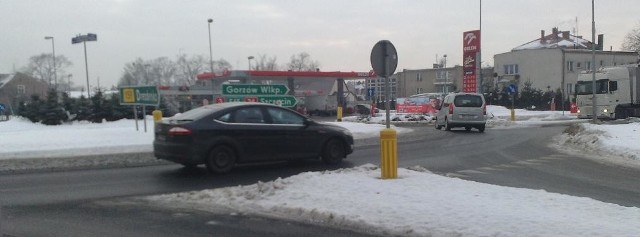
[370,40,398,77]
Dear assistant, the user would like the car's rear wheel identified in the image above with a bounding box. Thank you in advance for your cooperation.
[322,138,345,165]
[478,125,486,133]
[444,118,451,131]
[206,145,236,173]
[434,119,442,130]
[465,126,471,131]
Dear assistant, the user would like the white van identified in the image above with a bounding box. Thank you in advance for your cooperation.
[434,93,487,132]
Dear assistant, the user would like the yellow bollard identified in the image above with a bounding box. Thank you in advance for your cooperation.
[510,109,515,121]
[337,106,343,122]
[380,128,398,179]
[152,110,163,123]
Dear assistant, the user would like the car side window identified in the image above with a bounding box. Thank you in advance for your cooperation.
[266,107,304,125]
[216,113,231,123]
[232,107,266,124]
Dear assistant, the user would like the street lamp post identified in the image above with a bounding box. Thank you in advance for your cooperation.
[443,54,448,93]
[44,36,57,89]
[72,33,97,98]
[248,56,254,70]
[207,19,214,89]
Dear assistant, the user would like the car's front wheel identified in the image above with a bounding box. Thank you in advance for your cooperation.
[322,138,345,165]
[206,145,236,173]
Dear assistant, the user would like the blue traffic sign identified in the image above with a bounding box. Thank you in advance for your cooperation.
[368,88,375,97]
[507,84,517,95]
[0,103,5,111]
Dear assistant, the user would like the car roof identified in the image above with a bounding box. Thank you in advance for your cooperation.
[172,102,284,120]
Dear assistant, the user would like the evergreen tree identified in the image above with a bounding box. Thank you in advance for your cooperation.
[517,81,544,110]
[22,95,44,123]
[74,95,92,121]
[89,91,105,123]
[109,93,131,120]
[41,88,67,125]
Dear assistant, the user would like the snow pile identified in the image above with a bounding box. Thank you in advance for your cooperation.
[0,116,154,159]
[325,122,412,139]
[147,164,640,237]
[554,122,640,167]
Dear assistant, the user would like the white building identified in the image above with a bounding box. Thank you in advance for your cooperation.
[494,28,637,96]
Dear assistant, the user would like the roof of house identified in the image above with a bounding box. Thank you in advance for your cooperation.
[512,28,594,51]
[0,74,16,90]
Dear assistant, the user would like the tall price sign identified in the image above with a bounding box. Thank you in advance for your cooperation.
[462,30,480,93]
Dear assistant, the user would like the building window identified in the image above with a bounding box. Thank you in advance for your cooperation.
[586,61,592,70]
[567,61,574,72]
[416,73,423,81]
[503,64,519,75]
[576,62,582,69]
[17,85,26,95]
[416,88,424,94]
[600,60,604,66]
[436,71,449,80]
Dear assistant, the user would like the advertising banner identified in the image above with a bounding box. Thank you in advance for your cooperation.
[396,96,441,115]
[463,30,481,93]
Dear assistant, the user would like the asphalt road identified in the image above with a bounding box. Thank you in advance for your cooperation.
[2,123,640,236]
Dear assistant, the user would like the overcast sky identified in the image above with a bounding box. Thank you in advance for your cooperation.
[1,0,638,88]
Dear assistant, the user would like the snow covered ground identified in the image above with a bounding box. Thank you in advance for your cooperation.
[2,106,640,236]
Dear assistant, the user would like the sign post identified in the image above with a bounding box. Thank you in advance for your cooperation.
[370,40,398,179]
[507,84,517,121]
[119,86,160,132]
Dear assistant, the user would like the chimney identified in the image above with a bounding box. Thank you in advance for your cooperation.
[552,27,559,40]
[540,30,545,43]
[562,31,569,40]
[597,34,604,51]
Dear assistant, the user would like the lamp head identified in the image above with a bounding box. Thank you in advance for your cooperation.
[207,19,213,23]
[44,36,53,40]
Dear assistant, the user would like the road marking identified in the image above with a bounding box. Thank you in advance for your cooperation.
[444,154,569,178]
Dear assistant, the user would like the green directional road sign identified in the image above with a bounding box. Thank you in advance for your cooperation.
[222,84,289,96]
[224,95,297,107]
[119,86,160,106]
[257,96,297,107]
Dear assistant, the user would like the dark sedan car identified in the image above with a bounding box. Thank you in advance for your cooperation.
[154,102,354,173]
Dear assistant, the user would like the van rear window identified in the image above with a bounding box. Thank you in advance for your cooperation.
[454,95,483,107]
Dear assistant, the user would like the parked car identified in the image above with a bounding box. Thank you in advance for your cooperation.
[153,102,354,173]
[434,93,487,132]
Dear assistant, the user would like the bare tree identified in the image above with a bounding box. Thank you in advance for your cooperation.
[148,57,177,86]
[118,58,153,86]
[622,22,640,52]
[21,53,72,86]
[176,54,206,86]
[119,56,231,87]
[213,58,232,73]
[286,52,320,71]
[253,54,279,70]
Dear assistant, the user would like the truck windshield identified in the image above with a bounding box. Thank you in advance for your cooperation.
[575,79,609,95]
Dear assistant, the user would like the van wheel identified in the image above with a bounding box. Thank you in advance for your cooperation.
[444,118,452,131]
[322,139,345,165]
[206,145,236,173]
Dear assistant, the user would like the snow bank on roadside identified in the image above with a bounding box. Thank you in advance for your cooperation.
[553,121,640,168]
[146,164,640,237]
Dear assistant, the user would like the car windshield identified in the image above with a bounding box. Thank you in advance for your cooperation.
[453,95,483,107]
[575,79,609,95]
